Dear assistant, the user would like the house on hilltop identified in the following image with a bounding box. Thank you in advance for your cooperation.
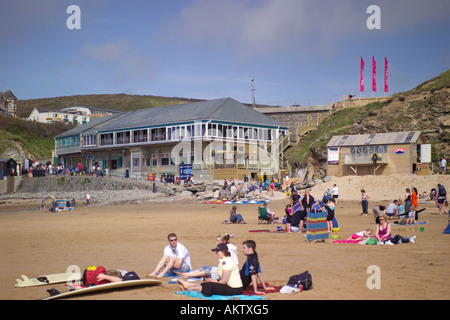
[27,106,122,125]
[0,88,18,117]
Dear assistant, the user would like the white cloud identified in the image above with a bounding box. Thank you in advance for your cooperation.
[169,0,448,59]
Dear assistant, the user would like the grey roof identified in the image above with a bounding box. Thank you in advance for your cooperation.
[327,131,424,147]
[98,98,288,132]
[55,113,125,138]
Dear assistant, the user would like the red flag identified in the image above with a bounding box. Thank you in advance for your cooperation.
[372,56,377,92]
[360,57,364,92]
[384,57,388,93]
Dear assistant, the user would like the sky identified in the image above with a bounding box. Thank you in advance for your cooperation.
[0,0,449,107]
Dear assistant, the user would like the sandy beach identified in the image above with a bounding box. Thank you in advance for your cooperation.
[1,176,449,302]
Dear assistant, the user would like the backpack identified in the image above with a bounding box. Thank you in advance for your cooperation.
[287,271,313,290]
[82,266,108,287]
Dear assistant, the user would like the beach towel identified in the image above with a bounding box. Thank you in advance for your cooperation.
[444,223,450,234]
[306,210,329,241]
[242,283,280,296]
[332,239,361,244]
[175,290,266,300]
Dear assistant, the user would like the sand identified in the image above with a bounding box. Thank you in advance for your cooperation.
[1,176,449,301]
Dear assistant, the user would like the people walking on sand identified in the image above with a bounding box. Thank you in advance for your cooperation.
[361,189,370,216]
[85,192,92,208]
[332,184,339,204]
[437,183,447,215]
[441,157,447,175]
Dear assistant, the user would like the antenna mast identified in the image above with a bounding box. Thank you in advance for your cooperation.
[251,77,256,107]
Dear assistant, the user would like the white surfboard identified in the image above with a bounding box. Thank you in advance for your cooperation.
[42,279,161,300]
[15,273,82,288]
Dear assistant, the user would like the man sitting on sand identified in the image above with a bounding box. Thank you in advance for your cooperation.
[146,233,192,278]
[240,240,275,295]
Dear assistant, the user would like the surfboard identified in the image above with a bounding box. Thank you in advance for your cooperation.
[15,272,82,288]
[42,279,161,300]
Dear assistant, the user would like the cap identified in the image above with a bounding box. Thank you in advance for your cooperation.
[211,243,228,252]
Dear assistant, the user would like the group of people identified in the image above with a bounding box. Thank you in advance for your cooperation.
[146,233,274,297]
[284,185,338,234]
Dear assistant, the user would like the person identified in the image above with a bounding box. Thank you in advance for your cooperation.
[373,205,386,224]
[228,205,246,224]
[262,202,276,221]
[40,198,46,211]
[349,229,372,241]
[269,180,275,197]
[290,189,300,206]
[374,216,391,243]
[147,233,192,278]
[332,184,339,204]
[437,184,447,215]
[297,189,315,231]
[177,234,238,280]
[152,182,156,193]
[361,189,370,216]
[325,198,336,233]
[96,269,140,283]
[85,192,92,208]
[385,200,399,219]
[240,240,274,295]
[441,157,447,175]
[404,188,412,218]
[177,243,243,297]
[285,204,293,233]
[397,199,405,218]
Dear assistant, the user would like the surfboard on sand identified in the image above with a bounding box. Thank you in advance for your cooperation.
[15,272,82,288]
[42,279,162,300]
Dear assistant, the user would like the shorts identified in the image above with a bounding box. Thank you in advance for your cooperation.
[170,261,191,274]
[333,195,339,199]
[198,265,218,279]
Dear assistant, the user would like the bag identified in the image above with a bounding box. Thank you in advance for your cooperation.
[123,271,140,281]
[287,271,313,290]
[82,266,108,286]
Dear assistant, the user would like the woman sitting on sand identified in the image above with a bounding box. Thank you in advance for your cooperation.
[374,216,391,243]
[177,243,243,297]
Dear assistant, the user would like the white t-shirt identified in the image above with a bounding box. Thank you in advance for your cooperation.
[386,203,398,214]
[163,242,192,270]
[332,186,339,196]
[227,243,239,266]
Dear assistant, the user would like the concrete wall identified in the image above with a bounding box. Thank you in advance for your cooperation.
[0,176,23,194]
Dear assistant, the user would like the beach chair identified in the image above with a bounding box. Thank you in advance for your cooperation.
[258,207,272,224]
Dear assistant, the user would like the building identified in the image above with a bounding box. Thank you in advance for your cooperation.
[326,131,431,177]
[54,98,290,181]
[27,106,121,125]
[0,89,18,117]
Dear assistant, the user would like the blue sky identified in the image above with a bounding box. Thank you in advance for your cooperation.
[0,0,448,107]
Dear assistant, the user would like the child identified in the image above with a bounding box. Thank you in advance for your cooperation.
[326,198,336,233]
[407,205,415,225]
[397,199,404,219]
[361,189,370,216]
[349,229,372,240]
[40,198,45,211]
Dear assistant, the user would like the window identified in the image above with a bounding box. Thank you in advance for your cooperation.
[161,153,174,166]
[152,154,157,166]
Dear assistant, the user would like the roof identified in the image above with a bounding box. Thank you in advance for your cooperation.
[327,131,424,147]
[98,98,288,132]
[55,113,125,138]
[1,89,17,100]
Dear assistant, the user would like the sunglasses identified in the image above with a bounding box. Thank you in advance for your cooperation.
[169,239,177,242]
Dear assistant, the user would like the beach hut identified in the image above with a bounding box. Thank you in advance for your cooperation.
[326,131,430,177]
[0,158,17,179]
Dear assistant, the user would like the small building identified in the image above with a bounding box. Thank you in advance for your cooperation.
[27,106,121,125]
[326,131,431,176]
[0,89,18,117]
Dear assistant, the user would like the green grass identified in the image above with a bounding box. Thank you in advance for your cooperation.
[284,102,384,166]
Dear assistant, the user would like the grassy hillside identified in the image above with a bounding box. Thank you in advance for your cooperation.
[0,115,75,159]
[16,94,202,118]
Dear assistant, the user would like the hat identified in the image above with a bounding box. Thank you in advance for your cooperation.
[211,243,228,252]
